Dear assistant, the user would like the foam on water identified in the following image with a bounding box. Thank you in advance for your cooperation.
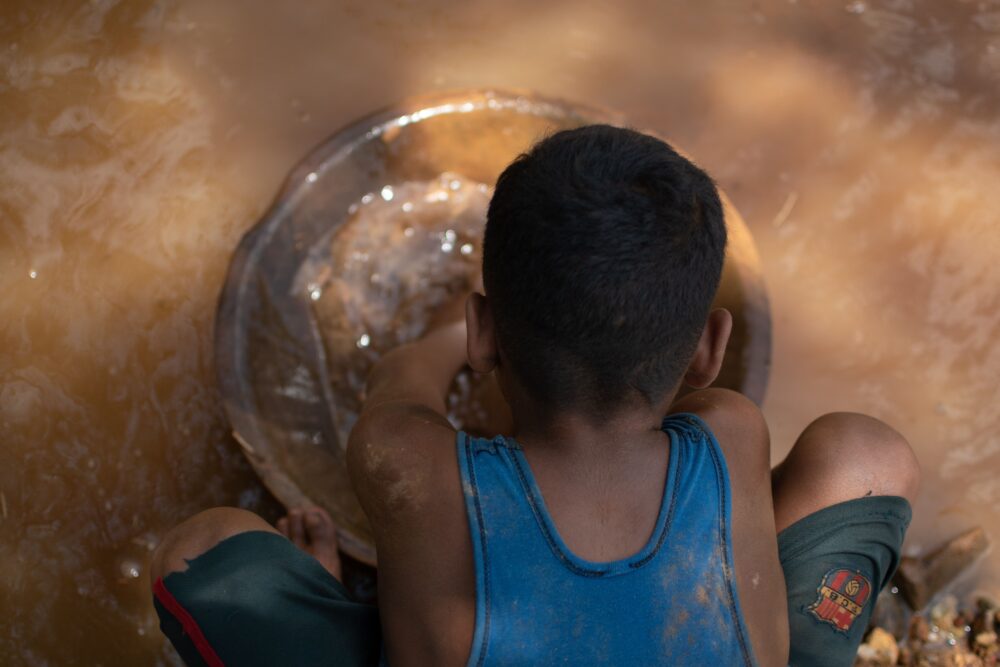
[306,173,495,445]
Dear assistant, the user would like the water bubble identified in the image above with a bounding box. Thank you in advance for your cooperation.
[381,185,394,201]
[119,559,141,579]
[401,202,414,213]
[441,242,454,253]
[449,179,462,191]
[403,227,415,237]
[347,203,359,215]
[460,243,474,255]
[361,193,374,205]
[356,334,371,349]
[29,270,37,279]
[444,229,457,243]
[309,286,322,301]
[306,172,318,184]
[845,1,866,13]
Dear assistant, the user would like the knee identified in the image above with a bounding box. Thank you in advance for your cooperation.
[797,412,921,503]
[150,507,276,586]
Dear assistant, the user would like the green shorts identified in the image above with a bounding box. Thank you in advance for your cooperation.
[152,531,381,667]
[781,495,912,667]
[154,496,909,667]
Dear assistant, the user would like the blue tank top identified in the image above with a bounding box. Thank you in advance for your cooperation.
[457,413,756,666]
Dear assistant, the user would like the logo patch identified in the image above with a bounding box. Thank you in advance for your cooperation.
[806,568,872,633]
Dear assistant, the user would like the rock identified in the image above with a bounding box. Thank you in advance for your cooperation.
[872,588,912,640]
[895,527,990,610]
[973,631,998,663]
[869,627,901,664]
[911,615,931,644]
[870,597,1000,667]
[976,597,1000,612]
[972,603,998,638]
[974,631,996,648]
[932,596,961,633]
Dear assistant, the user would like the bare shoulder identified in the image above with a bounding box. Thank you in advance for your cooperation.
[669,388,770,474]
[345,401,458,528]
[346,401,476,665]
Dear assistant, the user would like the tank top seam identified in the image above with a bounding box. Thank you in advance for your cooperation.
[507,450,611,578]
[700,417,756,667]
[506,432,679,577]
[459,433,491,667]
[628,429,682,569]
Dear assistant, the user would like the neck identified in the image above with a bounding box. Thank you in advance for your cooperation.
[510,394,677,455]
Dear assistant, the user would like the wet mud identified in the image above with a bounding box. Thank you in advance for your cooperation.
[3,0,1000,663]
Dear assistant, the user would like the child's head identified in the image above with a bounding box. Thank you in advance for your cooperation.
[472,124,728,417]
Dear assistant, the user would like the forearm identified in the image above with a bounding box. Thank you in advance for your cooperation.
[365,321,468,416]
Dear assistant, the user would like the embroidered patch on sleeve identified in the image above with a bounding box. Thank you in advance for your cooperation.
[805,568,872,634]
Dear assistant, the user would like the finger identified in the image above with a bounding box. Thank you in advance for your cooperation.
[289,508,305,547]
[305,508,335,545]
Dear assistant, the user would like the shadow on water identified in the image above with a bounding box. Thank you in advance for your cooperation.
[2,0,999,663]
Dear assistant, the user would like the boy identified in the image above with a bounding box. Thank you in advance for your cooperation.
[151,125,919,666]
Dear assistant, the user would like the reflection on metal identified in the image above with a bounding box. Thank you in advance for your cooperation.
[215,89,771,566]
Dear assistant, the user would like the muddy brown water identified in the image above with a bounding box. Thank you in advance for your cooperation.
[2,1,999,664]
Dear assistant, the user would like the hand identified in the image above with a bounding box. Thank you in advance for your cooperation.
[425,278,481,334]
[425,294,467,333]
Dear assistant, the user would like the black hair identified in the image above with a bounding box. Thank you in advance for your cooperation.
[482,124,726,415]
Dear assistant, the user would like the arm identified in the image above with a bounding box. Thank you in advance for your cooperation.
[362,320,467,424]
[345,306,479,666]
[346,295,471,522]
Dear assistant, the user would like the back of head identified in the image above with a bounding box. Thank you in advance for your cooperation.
[483,124,726,416]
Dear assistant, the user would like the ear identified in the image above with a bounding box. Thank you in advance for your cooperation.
[466,292,499,374]
[683,309,733,389]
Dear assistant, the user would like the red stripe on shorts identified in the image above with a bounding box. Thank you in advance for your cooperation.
[153,576,226,667]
